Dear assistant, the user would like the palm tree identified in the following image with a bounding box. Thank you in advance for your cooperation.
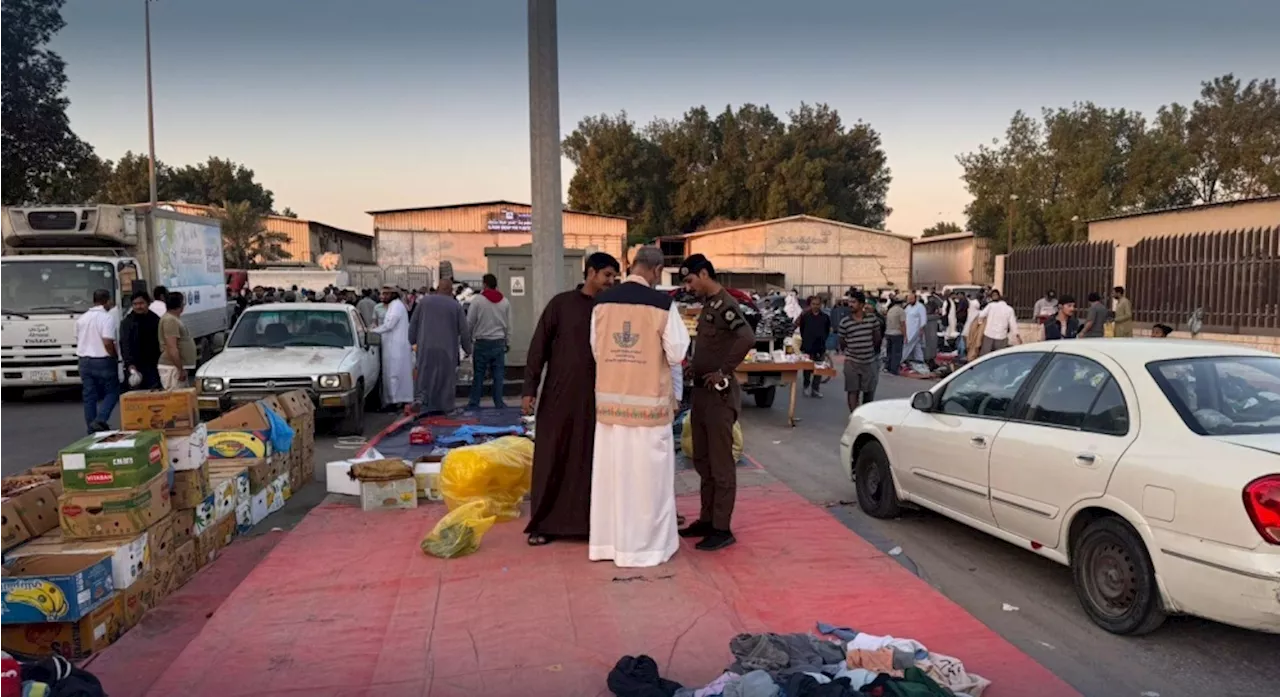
[213,200,292,268]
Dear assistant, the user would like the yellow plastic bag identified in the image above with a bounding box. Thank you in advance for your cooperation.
[679,411,744,462]
[438,436,534,521]
[420,500,496,559]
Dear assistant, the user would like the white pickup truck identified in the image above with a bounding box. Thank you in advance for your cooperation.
[194,303,382,435]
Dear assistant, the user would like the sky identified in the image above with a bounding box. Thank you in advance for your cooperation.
[56,0,1280,237]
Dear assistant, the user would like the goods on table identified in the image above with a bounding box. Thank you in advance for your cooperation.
[1,390,316,660]
[438,436,533,521]
[420,500,496,559]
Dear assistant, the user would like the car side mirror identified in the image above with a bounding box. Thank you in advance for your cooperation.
[365,331,381,347]
[911,391,935,412]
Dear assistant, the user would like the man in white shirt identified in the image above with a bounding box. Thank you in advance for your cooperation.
[977,289,1020,356]
[149,285,168,317]
[76,289,120,432]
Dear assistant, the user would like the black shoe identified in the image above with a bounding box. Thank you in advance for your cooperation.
[696,530,737,551]
[678,519,714,538]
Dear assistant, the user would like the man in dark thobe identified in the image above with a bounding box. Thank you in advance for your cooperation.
[409,276,472,415]
[522,252,620,546]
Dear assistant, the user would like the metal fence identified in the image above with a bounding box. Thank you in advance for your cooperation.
[346,264,384,291]
[1128,227,1280,335]
[383,265,435,292]
[1003,241,1115,318]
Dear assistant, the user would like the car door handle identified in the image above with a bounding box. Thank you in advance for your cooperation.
[1076,453,1097,465]
[970,436,987,448]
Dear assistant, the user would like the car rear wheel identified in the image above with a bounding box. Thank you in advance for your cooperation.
[335,381,365,437]
[854,440,900,519]
[1071,516,1166,635]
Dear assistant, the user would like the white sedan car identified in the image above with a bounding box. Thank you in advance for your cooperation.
[839,339,1280,635]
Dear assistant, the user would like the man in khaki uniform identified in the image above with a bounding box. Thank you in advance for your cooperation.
[679,254,756,551]
[158,292,197,389]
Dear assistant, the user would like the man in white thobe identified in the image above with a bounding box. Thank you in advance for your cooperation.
[588,246,690,568]
[370,285,413,409]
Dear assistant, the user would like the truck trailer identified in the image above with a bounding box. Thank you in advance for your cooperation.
[1,204,230,400]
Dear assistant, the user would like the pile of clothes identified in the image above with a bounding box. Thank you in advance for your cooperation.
[607,625,990,697]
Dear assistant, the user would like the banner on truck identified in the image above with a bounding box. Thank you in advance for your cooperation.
[155,216,224,316]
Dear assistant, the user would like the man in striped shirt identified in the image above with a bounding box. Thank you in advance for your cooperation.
[837,292,883,412]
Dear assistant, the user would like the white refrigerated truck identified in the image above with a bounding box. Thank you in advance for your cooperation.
[1,204,230,401]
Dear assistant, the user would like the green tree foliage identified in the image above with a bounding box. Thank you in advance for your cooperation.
[921,221,963,237]
[214,200,292,268]
[95,153,277,213]
[959,75,1280,253]
[1,0,105,204]
[563,103,892,241]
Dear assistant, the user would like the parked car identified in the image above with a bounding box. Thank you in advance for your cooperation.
[195,303,381,435]
[839,339,1280,635]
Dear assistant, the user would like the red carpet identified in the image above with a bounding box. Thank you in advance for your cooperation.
[101,485,1078,697]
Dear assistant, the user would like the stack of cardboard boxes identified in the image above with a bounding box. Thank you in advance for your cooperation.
[1,387,319,660]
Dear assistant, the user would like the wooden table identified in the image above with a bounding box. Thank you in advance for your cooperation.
[735,361,836,426]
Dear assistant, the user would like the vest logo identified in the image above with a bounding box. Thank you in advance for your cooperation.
[612,321,639,349]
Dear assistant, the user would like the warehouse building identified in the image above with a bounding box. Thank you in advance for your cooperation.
[367,200,628,280]
[162,201,374,266]
[911,231,993,288]
[659,215,912,295]
[1087,194,1280,245]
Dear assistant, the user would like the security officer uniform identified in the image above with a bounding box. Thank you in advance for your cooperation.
[681,256,756,549]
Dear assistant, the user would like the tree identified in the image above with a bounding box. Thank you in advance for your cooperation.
[563,102,892,241]
[214,200,292,269]
[2,0,104,204]
[280,207,299,218]
[95,151,165,206]
[94,153,280,213]
[921,221,963,237]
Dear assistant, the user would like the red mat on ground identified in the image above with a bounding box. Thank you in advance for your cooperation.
[123,485,1078,697]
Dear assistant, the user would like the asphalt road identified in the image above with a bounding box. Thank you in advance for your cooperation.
[4,381,1276,696]
[741,372,1278,697]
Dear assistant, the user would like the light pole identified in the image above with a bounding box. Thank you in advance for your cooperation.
[145,0,158,207]
[528,0,564,317]
[1005,194,1019,253]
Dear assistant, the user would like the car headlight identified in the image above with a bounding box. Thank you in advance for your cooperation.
[201,377,225,393]
[317,374,344,390]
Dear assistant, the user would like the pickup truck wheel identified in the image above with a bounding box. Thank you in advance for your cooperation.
[335,382,365,437]
[752,386,777,408]
[1,387,23,402]
[1071,516,1166,635]
[365,377,384,412]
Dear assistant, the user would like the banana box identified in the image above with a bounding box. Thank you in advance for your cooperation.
[5,527,151,590]
[169,508,195,547]
[165,424,208,471]
[171,462,210,510]
[194,512,236,568]
[59,431,167,492]
[248,473,289,527]
[205,402,273,460]
[120,388,199,435]
[208,464,249,521]
[0,551,114,623]
[2,498,33,550]
[1,595,123,660]
[121,570,156,630]
[59,471,172,540]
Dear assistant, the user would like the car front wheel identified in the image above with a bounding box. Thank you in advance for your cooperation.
[1071,516,1167,635]
[854,440,901,519]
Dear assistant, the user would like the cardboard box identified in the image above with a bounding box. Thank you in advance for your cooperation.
[169,508,195,547]
[59,472,171,540]
[2,498,33,550]
[59,431,167,491]
[206,402,273,460]
[5,528,151,590]
[168,540,196,593]
[1,595,123,660]
[233,499,253,535]
[192,494,217,536]
[149,514,175,561]
[120,388,199,434]
[208,465,249,521]
[0,552,115,622]
[171,462,210,510]
[276,389,315,419]
[121,570,156,630]
[194,513,236,568]
[249,473,289,526]
[360,478,418,512]
[165,424,208,471]
[12,481,64,538]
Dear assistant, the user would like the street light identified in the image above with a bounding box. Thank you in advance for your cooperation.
[1006,194,1019,253]
[145,0,159,207]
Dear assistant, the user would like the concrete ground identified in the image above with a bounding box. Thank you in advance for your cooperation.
[4,380,1277,696]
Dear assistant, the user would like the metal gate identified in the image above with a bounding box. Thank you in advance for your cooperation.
[383,265,434,292]
[346,264,384,291]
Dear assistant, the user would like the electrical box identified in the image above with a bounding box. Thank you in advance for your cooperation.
[484,244,585,367]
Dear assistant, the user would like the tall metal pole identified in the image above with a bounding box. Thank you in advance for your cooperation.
[145,0,158,206]
[528,0,564,316]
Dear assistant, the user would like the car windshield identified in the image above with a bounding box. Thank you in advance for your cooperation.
[1148,355,1280,436]
[1,260,116,314]
[227,309,355,349]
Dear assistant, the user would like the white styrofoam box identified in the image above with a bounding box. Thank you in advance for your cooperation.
[167,424,209,471]
[325,460,361,497]
[6,530,149,589]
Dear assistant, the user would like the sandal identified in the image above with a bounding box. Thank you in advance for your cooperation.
[527,533,554,546]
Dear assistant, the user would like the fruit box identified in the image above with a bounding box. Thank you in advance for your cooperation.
[120,388,200,434]
[59,431,167,492]
[205,403,273,460]
[59,471,172,540]
[1,595,124,660]
[0,551,115,623]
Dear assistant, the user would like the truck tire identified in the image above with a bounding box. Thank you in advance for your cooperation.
[1,387,23,403]
[335,381,365,437]
[752,386,777,408]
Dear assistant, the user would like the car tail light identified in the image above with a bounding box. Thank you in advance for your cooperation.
[1243,475,1280,545]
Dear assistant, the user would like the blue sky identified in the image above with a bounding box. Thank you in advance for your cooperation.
[57,0,1279,236]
